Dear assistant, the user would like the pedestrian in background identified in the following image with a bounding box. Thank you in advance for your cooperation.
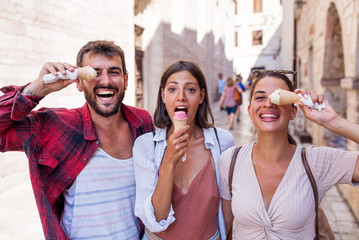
[219,77,243,130]
[217,72,226,109]
[219,71,359,239]
[246,71,260,89]
[134,60,234,240]
[234,75,246,123]
[0,40,154,240]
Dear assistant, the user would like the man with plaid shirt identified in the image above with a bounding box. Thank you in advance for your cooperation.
[0,40,154,239]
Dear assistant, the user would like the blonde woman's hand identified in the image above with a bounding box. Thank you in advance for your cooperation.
[295,89,339,127]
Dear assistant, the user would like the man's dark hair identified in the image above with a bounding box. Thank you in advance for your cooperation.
[76,40,127,75]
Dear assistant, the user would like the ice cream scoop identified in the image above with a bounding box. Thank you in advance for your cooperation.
[43,66,97,83]
[297,92,326,111]
[269,89,301,105]
[173,111,188,130]
[173,111,188,161]
[173,111,187,120]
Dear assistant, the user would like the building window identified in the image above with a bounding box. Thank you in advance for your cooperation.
[252,30,262,45]
[253,0,262,13]
[234,31,238,47]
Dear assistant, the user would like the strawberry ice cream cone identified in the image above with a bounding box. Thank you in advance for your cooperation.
[173,111,188,161]
[173,118,187,131]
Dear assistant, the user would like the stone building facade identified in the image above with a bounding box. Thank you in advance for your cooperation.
[134,0,235,114]
[232,0,282,81]
[293,0,359,221]
[0,0,137,108]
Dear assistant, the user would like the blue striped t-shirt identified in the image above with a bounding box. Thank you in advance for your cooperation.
[60,148,140,240]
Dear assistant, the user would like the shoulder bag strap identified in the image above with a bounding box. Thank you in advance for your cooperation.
[301,148,319,240]
[229,146,242,196]
[213,127,222,154]
[152,131,158,150]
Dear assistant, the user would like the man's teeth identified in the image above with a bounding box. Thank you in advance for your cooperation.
[97,90,115,98]
[98,90,113,94]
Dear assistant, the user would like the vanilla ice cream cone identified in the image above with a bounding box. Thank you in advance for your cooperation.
[77,66,97,81]
[269,89,301,105]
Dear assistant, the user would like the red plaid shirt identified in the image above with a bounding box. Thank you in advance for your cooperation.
[0,85,154,240]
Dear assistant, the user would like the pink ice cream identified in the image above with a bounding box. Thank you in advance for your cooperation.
[173,111,187,120]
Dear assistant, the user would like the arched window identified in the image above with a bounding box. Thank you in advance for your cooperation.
[322,3,344,86]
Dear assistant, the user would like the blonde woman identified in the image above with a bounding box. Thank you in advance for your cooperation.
[219,77,243,130]
[220,71,359,239]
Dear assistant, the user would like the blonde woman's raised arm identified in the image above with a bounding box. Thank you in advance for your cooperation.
[295,89,359,144]
[295,89,359,182]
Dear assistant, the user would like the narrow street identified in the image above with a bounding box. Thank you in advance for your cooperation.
[212,91,359,240]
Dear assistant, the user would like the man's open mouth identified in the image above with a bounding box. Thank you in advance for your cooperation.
[96,90,115,99]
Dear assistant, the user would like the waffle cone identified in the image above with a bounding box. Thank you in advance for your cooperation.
[173,118,187,131]
[278,89,301,105]
[269,89,301,105]
[77,66,97,81]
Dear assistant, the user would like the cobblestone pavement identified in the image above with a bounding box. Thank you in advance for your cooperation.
[212,91,359,239]
[0,91,358,239]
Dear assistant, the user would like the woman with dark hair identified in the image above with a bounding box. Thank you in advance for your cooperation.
[219,71,359,239]
[134,60,234,239]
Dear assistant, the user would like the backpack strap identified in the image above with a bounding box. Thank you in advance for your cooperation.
[301,148,319,240]
[229,146,242,196]
[139,126,145,135]
[213,127,222,154]
[152,131,157,148]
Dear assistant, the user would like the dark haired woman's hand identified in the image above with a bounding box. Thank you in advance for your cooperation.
[162,125,190,167]
[152,125,190,221]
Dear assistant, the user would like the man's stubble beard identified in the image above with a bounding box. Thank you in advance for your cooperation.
[83,85,125,118]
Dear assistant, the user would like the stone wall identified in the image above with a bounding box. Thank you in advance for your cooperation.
[134,0,234,114]
[295,0,359,221]
[0,0,135,175]
[233,0,283,80]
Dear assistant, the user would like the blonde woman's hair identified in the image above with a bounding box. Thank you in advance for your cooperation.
[249,71,297,145]
[226,77,234,87]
